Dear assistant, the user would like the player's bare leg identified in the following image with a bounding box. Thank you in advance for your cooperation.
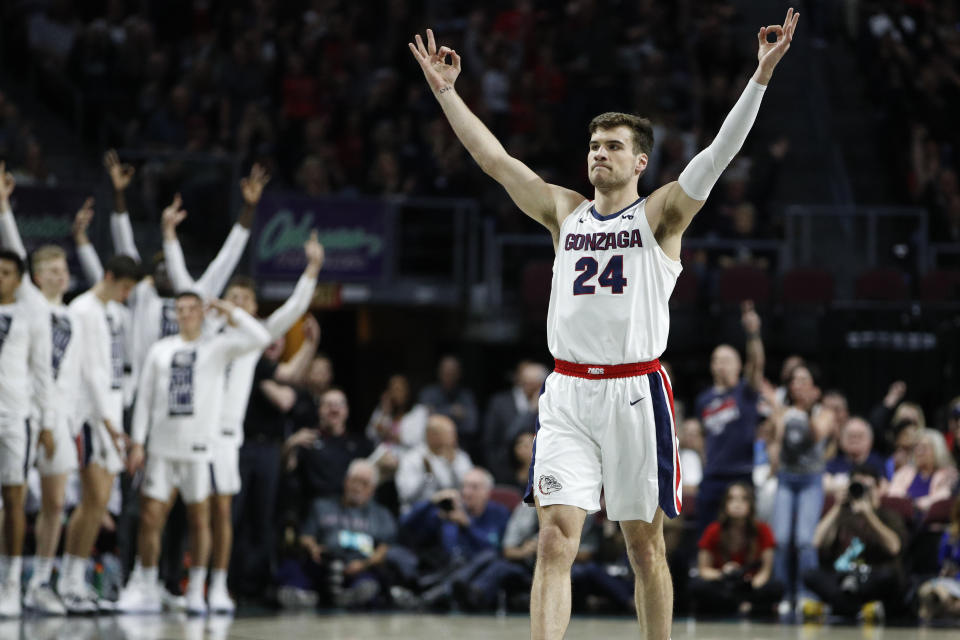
[0,485,26,614]
[530,501,587,640]
[210,494,232,573]
[184,498,212,610]
[35,474,67,562]
[64,465,114,560]
[621,509,672,640]
[137,495,174,568]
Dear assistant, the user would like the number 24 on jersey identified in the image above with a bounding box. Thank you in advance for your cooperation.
[573,255,628,295]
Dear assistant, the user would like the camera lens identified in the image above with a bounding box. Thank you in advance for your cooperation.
[848,481,865,500]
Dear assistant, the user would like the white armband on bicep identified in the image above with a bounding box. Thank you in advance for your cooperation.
[678,80,767,201]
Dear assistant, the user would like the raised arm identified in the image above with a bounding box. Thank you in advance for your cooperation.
[263,230,322,339]
[209,300,271,359]
[193,164,268,297]
[72,200,105,284]
[104,149,141,262]
[160,193,195,293]
[409,29,584,243]
[741,301,765,391]
[0,164,27,258]
[646,8,800,259]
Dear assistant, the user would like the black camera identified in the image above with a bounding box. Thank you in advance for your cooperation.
[437,498,456,511]
[848,480,866,501]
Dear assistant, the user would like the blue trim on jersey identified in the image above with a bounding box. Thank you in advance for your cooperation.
[648,372,680,519]
[523,380,548,505]
[209,463,219,496]
[590,197,643,221]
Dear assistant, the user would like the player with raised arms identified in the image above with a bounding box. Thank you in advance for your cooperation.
[410,8,799,639]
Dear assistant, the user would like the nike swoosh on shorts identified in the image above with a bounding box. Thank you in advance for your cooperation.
[629,397,645,406]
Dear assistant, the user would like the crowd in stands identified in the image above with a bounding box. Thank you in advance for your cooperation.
[6,0,786,244]
[857,0,960,246]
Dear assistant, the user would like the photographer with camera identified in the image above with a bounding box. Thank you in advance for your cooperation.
[802,463,907,624]
[395,414,473,514]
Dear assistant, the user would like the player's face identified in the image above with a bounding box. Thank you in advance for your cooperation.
[225,285,257,315]
[175,296,205,333]
[587,126,644,190]
[0,259,21,300]
[108,276,138,303]
[35,257,70,296]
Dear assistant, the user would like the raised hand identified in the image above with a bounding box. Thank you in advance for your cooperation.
[72,197,96,244]
[755,7,800,83]
[103,149,135,192]
[207,298,237,318]
[409,28,461,95]
[304,230,325,272]
[161,192,188,235]
[0,162,15,204]
[240,163,271,206]
[741,300,761,334]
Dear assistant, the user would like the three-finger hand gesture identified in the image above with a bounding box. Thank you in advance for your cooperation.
[162,193,188,233]
[756,7,800,83]
[409,28,461,95]
[741,300,761,334]
[240,163,270,206]
[72,197,96,243]
[104,149,135,192]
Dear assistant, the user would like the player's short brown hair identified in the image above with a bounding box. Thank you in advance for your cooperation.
[226,275,258,295]
[31,245,67,271]
[588,113,654,156]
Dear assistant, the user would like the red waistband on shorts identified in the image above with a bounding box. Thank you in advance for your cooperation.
[553,358,661,379]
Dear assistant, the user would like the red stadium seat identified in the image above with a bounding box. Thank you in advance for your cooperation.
[880,495,915,524]
[490,485,523,512]
[921,497,955,531]
[781,268,835,305]
[670,269,699,306]
[919,269,960,301]
[717,265,771,304]
[854,268,908,301]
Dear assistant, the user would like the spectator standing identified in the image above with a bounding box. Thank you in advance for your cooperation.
[917,496,960,622]
[695,302,765,535]
[766,364,835,615]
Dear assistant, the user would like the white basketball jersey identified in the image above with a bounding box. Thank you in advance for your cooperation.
[546,198,682,364]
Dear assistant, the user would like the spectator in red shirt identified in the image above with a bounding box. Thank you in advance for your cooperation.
[689,482,783,617]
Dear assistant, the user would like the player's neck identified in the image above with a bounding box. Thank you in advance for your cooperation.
[42,290,63,306]
[592,185,640,217]
[93,282,111,304]
[180,328,203,342]
[0,292,14,305]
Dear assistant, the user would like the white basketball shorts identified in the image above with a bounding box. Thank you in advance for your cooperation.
[34,416,79,477]
[209,442,240,497]
[0,414,33,486]
[77,420,124,476]
[523,359,682,523]
[142,455,211,505]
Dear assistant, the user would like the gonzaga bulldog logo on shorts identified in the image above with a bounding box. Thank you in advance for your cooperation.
[538,475,562,495]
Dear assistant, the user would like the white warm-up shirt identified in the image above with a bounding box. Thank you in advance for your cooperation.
[0,206,82,433]
[0,296,55,429]
[164,236,318,447]
[69,291,128,431]
[131,308,270,462]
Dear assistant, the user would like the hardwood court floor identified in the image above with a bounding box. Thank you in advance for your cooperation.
[4,613,959,639]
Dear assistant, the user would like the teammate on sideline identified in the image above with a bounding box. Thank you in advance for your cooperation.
[410,8,799,639]
[78,151,269,402]
[117,294,270,614]
[162,199,325,612]
[62,254,141,613]
[0,246,56,618]
[0,173,88,615]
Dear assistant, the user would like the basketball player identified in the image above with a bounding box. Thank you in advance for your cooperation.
[61,254,141,613]
[410,8,799,639]
[162,203,325,612]
[0,178,89,614]
[0,246,56,617]
[117,294,269,614]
